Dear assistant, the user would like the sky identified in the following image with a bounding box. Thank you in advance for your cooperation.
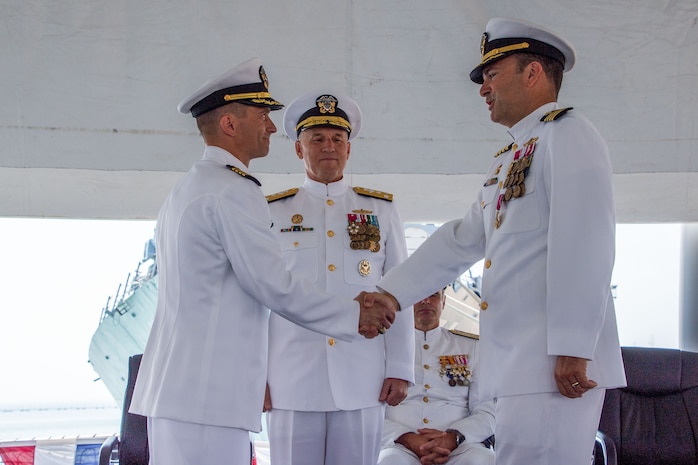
[0,218,683,434]
[0,218,156,409]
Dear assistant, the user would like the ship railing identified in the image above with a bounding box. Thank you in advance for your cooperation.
[97,255,157,325]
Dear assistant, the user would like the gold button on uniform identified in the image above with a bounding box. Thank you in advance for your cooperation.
[328,338,335,346]
[480,301,488,310]
[293,242,299,247]
[424,384,431,389]
[485,259,492,269]
[423,418,429,424]
[326,199,334,206]
[328,264,336,271]
[424,364,430,370]
[422,396,429,403]
[423,344,429,350]
[327,230,334,237]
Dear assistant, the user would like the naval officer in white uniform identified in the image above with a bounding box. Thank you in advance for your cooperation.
[264,91,415,465]
[379,287,495,465]
[376,19,627,465]
[129,59,398,465]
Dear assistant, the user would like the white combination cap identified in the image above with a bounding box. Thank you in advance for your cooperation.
[178,57,284,117]
[282,91,362,141]
[470,17,576,84]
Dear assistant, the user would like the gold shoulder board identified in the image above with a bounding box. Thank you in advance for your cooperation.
[226,165,261,186]
[494,142,514,158]
[266,188,299,203]
[353,186,393,202]
[541,107,573,122]
[449,329,480,340]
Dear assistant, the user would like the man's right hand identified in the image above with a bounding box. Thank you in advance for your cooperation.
[355,291,397,338]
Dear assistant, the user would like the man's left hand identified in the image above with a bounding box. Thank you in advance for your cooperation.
[379,378,409,406]
[554,355,598,398]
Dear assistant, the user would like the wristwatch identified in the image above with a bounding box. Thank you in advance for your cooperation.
[446,429,465,447]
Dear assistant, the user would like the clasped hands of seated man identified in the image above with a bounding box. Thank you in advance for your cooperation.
[395,429,460,465]
[355,291,400,339]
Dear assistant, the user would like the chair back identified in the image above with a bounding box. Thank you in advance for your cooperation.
[119,354,149,465]
[597,347,698,465]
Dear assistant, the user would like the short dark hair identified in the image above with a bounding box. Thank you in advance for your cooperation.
[196,102,248,136]
[515,53,564,95]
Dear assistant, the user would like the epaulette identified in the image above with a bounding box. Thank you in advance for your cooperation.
[265,188,299,203]
[226,165,261,186]
[353,186,393,202]
[494,143,514,158]
[449,329,479,340]
[540,107,573,123]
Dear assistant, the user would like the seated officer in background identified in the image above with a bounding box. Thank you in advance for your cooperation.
[379,287,495,465]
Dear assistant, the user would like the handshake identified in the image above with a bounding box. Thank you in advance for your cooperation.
[355,291,400,339]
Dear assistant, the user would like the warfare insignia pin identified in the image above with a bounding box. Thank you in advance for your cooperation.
[358,259,371,277]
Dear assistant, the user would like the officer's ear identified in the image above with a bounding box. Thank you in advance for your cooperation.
[219,113,237,137]
[295,140,304,160]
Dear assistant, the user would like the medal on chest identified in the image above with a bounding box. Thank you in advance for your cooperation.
[347,210,381,253]
[494,137,537,229]
[439,354,471,387]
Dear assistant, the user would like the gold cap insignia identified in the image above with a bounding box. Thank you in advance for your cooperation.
[259,66,269,91]
[316,95,338,114]
[480,32,489,57]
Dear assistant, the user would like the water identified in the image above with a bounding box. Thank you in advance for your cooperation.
[0,406,271,464]
[0,405,120,442]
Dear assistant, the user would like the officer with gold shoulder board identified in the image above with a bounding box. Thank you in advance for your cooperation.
[129,60,398,465]
[264,91,415,465]
[377,18,627,465]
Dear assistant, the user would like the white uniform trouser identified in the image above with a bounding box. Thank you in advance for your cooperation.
[378,442,495,465]
[147,417,252,465]
[494,389,605,465]
[267,407,384,465]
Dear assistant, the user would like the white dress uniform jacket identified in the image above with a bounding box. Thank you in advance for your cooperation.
[382,327,495,451]
[266,177,414,411]
[379,103,626,400]
[130,147,363,433]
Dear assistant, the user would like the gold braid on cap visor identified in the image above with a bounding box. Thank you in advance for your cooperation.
[224,91,275,102]
[480,42,531,66]
[296,116,351,133]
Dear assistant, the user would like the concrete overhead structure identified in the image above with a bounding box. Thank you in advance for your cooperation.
[0,0,696,224]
